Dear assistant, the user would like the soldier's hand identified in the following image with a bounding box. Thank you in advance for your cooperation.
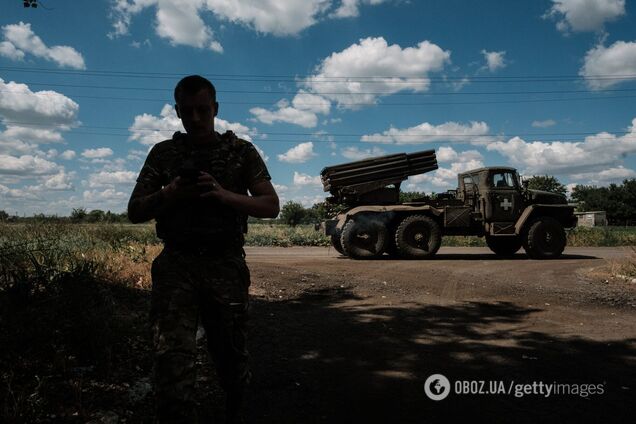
[198,172,229,202]
[162,175,200,202]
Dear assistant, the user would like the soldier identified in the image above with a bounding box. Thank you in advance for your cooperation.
[128,75,279,423]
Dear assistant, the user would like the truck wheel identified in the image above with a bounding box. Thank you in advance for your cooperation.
[486,235,522,257]
[395,215,441,259]
[523,217,566,259]
[331,231,345,255]
[340,217,388,259]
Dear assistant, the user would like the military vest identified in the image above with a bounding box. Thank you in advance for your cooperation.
[153,131,256,248]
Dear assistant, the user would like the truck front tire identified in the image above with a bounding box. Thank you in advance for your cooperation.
[340,217,388,259]
[395,215,441,259]
[331,231,345,255]
[523,217,566,259]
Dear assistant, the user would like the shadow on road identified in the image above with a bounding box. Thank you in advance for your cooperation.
[335,253,599,261]
[247,288,634,423]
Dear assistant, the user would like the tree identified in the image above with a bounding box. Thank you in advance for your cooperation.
[571,179,636,225]
[0,210,8,221]
[280,201,306,226]
[399,191,426,203]
[70,207,87,223]
[86,209,105,223]
[525,175,567,196]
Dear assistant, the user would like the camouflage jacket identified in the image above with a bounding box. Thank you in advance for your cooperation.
[128,131,271,247]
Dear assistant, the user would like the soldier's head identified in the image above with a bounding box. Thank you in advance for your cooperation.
[174,75,218,138]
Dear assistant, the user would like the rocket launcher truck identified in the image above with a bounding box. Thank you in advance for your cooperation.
[319,150,577,259]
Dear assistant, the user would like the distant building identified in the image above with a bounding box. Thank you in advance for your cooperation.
[574,211,607,227]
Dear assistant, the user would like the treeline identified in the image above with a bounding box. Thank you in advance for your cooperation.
[571,179,636,225]
[0,208,130,223]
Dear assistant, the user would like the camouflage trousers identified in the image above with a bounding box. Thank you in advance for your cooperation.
[150,245,251,423]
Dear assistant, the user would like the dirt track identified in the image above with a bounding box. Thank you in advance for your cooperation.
[226,247,636,423]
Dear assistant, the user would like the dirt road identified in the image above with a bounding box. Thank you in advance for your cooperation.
[230,247,636,423]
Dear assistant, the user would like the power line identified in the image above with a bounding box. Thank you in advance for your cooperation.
[2,65,636,83]
[3,120,631,138]
[9,81,636,96]
[1,89,634,106]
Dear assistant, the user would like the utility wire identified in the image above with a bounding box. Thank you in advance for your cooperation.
[2,65,635,83]
[8,81,636,96]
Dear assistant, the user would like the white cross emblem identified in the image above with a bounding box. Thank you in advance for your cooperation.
[500,198,512,210]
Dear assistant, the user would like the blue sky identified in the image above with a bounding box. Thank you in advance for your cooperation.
[0,0,635,216]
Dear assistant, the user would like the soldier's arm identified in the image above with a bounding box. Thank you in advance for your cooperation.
[199,178,279,218]
[127,181,164,224]
[128,147,166,224]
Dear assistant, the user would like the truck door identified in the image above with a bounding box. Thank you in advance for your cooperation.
[488,171,522,222]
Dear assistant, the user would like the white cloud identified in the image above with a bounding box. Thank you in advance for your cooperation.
[82,148,114,159]
[361,121,491,144]
[0,183,39,200]
[89,170,137,187]
[0,79,79,127]
[278,142,317,163]
[544,0,625,33]
[293,171,322,187]
[250,91,331,128]
[1,22,86,69]
[579,40,636,90]
[340,146,386,160]
[109,0,340,47]
[83,188,128,202]
[0,40,25,60]
[273,183,289,192]
[407,156,484,190]
[480,50,507,72]
[304,37,451,108]
[60,150,76,160]
[129,104,256,145]
[532,119,557,128]
[0,154,60,176]
[331,0,387,18]
[570,166,636,184]
[27,170,75,191]
[487,117,636,175]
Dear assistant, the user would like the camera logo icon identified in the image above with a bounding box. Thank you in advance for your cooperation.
[424,374,451,401]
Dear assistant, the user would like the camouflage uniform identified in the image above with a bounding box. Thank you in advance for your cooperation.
[129,131,271,423]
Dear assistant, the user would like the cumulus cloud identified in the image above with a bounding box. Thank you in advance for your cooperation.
[407,153,484,190]
[0,154,60,176]
[82,148,114,159]
[0,79,79,127]
[129,104,256,145]
[480,50,507,72]
[27,170,75,191]
[304,37,451,108]
[340,146,386,160]
[486,117,636,175]
[544,0,625,33]
[0,183,39,200]
[331,0,387,18]
[361,121,491,144]
[277,142,317,163]
[83,188,129,202]
[250,91,331,128]
[579,40,636,90]
[0,22,86,69]
[293,171,322,187]
[570,165,636,184]
[110,0,361,49]
[60,150,76,160]
[89,170,137,188]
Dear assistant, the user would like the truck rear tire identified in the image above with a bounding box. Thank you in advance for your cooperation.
[331,232,345,255]
[395,215,441,259]
[523,217,566,259]
[486,235,522,257]
[340,217,388,259]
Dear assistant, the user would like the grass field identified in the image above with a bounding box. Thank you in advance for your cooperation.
[0,221,634,420]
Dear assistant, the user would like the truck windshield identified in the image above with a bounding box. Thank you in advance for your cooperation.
[492,172,516,188]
